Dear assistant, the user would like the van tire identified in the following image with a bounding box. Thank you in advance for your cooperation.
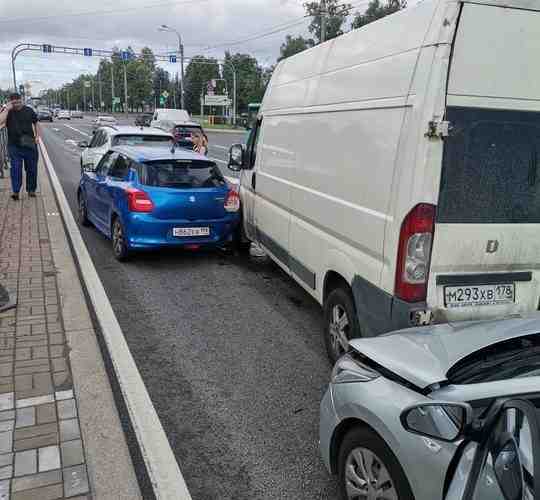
[337,426,414,500]
[324,287,361,364]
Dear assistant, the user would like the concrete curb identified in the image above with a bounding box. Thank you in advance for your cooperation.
[39,138,192,500]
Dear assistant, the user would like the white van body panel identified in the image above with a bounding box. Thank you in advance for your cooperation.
[150,109,194,129]
[243,0,540,335]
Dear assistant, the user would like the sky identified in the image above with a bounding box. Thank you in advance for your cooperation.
[0,0,374,94]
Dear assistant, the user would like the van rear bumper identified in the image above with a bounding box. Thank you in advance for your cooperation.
[352,275,432,336]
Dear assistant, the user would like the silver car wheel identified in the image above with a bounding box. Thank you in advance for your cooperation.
[330,304,350,357]
[345,447,398,500]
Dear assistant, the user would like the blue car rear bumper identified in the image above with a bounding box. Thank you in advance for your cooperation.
[124,212,240,249]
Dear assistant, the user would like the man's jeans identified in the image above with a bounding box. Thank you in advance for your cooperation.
[8,144,38,194]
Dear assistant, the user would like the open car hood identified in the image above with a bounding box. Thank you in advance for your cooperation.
[349,314,540,389]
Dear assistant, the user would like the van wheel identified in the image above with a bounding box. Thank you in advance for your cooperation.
[337,426,414,500]
[324,287,360,363]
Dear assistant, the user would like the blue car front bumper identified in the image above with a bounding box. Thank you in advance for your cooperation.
[124,212,240,249]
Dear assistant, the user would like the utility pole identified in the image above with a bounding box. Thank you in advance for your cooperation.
[82,85,86,112]
[320,0,327,43]
[123,62,128,118]
[158,25,185,109]
[91,77,95,112]
[98,74,103,112]
[111,64,115,113]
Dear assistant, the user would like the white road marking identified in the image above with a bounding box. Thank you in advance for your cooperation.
[65,139,78,146]
[38,138,192,500]
[63,124,90,137]
[211,144,228,150]
[52,128,60,132]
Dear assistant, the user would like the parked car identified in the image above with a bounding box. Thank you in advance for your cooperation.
[77,146,241,260]
[71,110,83,119]
[228,0,540,362]
[37,109,53,122]
[57,110,71,120]
[78,126,173,173]
[92,115,117,130]
[320,314,540,500]
[134,113,153,127]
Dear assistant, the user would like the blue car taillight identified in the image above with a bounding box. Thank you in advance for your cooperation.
[126,188,154,213]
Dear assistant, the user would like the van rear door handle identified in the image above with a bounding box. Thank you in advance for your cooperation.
[251,172,256,190]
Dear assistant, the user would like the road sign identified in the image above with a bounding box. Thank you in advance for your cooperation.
[162,91,169,98]
[160,97,166,105]
[121,51,130,61]
[169,55,177,63]
[42,44,52,53]
[101,101,105,108]
[84,81,91,88]
[113,97,121,104]
[204,95,231,106]
[83,48,93,57]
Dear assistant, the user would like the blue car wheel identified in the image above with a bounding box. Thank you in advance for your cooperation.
[112,217,130,262]
[77,191,90,227]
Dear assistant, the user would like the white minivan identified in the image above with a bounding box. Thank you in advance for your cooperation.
[228,0,540,362]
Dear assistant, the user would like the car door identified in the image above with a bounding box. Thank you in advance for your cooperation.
[84,130,106,168]
[91,151,119,230]
[96,154,130,233]
[239,118,262,241]
[81,130,100,167]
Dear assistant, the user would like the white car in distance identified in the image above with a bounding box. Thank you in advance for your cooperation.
[92,115,117,130]
[57,110,71,120]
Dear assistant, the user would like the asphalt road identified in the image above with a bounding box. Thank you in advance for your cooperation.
[40,118,339,500]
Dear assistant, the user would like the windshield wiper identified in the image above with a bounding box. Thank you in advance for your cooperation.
[450,346,540,384]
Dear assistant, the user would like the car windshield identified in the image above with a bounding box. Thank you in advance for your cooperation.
[138,159,225,189]
[447,334,540,384]
[112,135,171,147]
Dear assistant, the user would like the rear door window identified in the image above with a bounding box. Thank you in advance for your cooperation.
[108,155,130,179]
[138,159,225,188]
[438,107,540,223]
[111,135,171,147]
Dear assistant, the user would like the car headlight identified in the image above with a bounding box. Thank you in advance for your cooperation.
[331,353,380,384]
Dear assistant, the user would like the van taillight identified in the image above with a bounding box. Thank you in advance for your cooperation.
[395,204,436,303]
[224,190,240,212]
[126,188,154,213]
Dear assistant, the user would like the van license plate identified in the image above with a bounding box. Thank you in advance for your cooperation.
[444,284,515,308]
[173,227,210,237]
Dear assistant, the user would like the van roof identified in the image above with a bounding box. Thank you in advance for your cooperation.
[462,0,540,10]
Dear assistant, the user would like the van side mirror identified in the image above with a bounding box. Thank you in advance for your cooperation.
[78,140,88,149]
[228,144,244,172]
[400,402,473,442]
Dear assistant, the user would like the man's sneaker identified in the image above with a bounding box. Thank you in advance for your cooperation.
[11,194,19,201]
[28,192,36,198]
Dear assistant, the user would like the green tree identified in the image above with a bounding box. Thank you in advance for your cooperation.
[183,56,220,115]
[304,0,352,44]
[351,0,406,29]
[278,35,314,61]
[222,52,266,115]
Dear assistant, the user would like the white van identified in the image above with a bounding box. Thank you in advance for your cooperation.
[150,108,192,129]
[228,0,540,361]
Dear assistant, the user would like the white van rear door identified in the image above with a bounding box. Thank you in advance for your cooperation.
[428,3,540,322]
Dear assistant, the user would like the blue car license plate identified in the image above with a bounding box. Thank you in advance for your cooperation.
[173,227,210,237]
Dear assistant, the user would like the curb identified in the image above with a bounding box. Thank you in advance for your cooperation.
[38,138,192,500]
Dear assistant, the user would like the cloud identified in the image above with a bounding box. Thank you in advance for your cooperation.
[0,0,312,91]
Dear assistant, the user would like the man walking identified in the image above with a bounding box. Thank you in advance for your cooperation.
[0,93,39,200]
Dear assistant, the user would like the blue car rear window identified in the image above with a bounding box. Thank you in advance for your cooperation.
[138,160,225,189]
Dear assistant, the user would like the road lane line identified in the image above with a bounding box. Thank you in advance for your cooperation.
[209,156,226,164]
[39,137,192,500]
[211,145,228,150]
[63,124,90,137]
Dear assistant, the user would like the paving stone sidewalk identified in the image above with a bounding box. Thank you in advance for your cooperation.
[0,177,91,499]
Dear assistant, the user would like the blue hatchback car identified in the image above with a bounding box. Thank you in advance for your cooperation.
[77,145,240,260]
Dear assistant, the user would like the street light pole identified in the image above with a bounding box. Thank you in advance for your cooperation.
[123,62,129,118]
[159,25,185,109]
[111,63,115,113]
[320,0,327,43]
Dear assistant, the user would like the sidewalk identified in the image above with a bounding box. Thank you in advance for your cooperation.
[0,165,140,498]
